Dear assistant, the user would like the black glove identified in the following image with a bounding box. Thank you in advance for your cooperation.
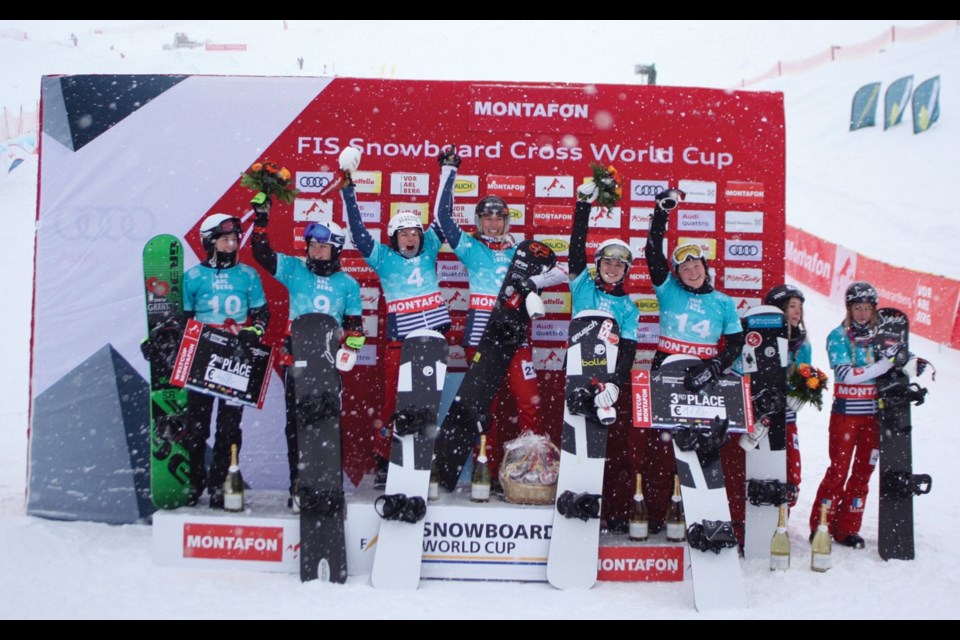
[238,324,264,346]
[251,192,271,227]
[515,277,539,297]
[683,358,723,392]
[438,145,461,168]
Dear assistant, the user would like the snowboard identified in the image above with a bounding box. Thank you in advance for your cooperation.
[371,329,449,590]
[290,313,347,583]
[142,234,191,510]
[656,355,747,611]
[875,307,931,561]
[434,239,556,491]
[546,311,620,590]
[740,305,792,560]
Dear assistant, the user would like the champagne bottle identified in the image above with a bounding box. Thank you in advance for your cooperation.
[665,474,686,542]
[811,501,832,573]
[629,472,649,542]
[470,435,491,503]
[770,504,791,571]
[428,464,440,502]
[223,444,244,513]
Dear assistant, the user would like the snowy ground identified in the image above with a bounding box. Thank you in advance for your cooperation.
[1,20,957,619]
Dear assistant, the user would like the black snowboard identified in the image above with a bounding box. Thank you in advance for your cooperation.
[875,307,931,561]
[434,239,557,491]
[290,313,347,583]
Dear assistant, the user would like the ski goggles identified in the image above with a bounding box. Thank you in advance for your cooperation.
[597,245,632,263]
[671,243,705,267]
[304,222,345,247]
[207,217,242,237]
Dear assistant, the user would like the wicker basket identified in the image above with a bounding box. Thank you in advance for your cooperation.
[501,475,557,506]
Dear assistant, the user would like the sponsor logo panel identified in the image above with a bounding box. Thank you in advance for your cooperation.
[535,176,573,198]
[677,180,717,204]
[390,172,429,196]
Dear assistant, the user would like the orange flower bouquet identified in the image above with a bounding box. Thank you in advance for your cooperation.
[240,161,300,204]
[590,163,623,207]
[787,363,829,411]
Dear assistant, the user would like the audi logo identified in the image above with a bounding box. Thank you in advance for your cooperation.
[727,245,761,257]
[633,184,664,196]
[298,175,331,188]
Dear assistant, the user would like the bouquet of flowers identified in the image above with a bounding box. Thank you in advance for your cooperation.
[590,163,623,207]
[787,363,829,411]
[240,161,300,204]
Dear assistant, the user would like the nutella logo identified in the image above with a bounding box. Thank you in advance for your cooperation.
[183,524,283,562]
[352,171,382,194]
[486,175,525,199]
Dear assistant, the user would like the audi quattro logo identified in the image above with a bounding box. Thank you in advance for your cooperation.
[724,240,763,262]
[296,172,335,192]
[630,180,669,201]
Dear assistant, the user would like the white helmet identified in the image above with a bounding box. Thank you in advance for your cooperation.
[387,213,423,237]
[387,213,424,257]
[199,213,242,267]
[594,239,632,289]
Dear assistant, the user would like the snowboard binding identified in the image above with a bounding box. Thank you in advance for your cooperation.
[447,400,491,435]
[299,391,341,425]
[375,493,427,524]
[556,490,601,522]
[686,520,739,554]
[878,380,928,409]
[753,388,786,423]
[881,470,933,498]
[155,412,190,445]
[390,405,435,437]
[672,417,730,453]
[746,478,798,507]
[298,488,345,516]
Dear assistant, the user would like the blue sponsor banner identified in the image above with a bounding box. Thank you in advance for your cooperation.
[884,76,913,130]
[912,76,940,134]
[850,82,880,131]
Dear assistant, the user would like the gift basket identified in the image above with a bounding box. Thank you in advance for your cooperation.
[499,431,560,505]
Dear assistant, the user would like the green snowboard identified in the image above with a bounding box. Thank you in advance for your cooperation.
[143,234,191,509]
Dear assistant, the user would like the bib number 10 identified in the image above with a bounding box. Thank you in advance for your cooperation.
[209,295,243,317]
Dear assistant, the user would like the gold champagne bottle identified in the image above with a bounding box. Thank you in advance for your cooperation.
[223,444,244,513]
[665,474,686,542]
[770,504,791,571]
[428,464,440,502]
[629,473,650,542]
[811,501,832,573]
[470,435,491,503]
